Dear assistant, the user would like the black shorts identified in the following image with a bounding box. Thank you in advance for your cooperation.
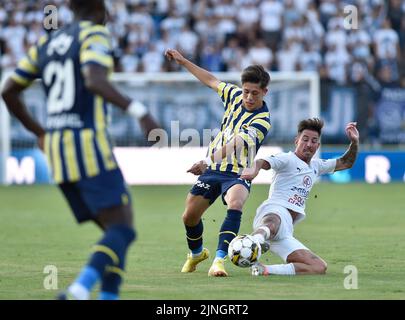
[59,169,131,223]
[189,169,251,205]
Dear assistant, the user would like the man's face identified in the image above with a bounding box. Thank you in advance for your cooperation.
[242,82,267,111]
[294,129,320,162]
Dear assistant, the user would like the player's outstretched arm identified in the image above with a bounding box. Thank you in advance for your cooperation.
[82,64,160,137]
[241,159,271,180]
[1,78,46,150]
[335,122,359,171]
[165,49,220,91]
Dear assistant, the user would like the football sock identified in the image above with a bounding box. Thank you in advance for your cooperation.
[216,209,242,258]
[89,224,135,275]
[98,291,119,300]
[68,282,91,300]
[215,250,227,259]
[252,233,265,244]
[191,245,203,257]
[265,263,296,275]
[185,220,203,252]
[255,226,271,241]
[79,224,135,296]
[100,266,123,299]
[73,266,100,292]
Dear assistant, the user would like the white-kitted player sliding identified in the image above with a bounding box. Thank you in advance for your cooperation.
[240,118,359,276]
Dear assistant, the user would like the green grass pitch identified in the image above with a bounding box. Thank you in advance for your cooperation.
[0,183,404,300]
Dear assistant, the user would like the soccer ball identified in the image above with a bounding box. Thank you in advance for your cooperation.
[228,234,261,268]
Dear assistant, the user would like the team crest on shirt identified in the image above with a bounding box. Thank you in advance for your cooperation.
[303,175,312,188]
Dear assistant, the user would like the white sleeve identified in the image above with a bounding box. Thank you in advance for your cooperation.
[261,152,290,171]
[315,158,337,176]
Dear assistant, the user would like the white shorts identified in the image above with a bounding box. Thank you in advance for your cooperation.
[253,202,309,262]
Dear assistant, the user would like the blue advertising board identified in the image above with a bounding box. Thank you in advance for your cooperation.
[322,151,405,183]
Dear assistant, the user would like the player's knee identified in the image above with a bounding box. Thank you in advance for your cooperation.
[107,224,136,246]
[182,211,198,226]
[313,261,327,274]
[227,199,244,211]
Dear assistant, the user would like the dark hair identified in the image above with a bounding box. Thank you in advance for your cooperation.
[241,65,270,89]
[69,0,105,16]
[297,118,324,136]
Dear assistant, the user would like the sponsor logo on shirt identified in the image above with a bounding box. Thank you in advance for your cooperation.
[303,175,312,188]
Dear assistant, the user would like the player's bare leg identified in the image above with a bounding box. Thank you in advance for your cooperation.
[209,184,249,277]
[251,213,281,253]
[286,249,327,275]
[252,249,327,276]
[181,194,211,273]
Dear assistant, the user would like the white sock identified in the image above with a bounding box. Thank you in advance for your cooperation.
[266,263,296,275]
[252,233,265,244]
[253,226,271,243]
[68,283,90,300]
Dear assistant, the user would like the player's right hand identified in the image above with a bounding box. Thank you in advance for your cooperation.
[345,122,359,144]
[187,160,208,176]
[165,49,186,65]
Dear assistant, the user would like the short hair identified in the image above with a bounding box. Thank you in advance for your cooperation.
[297,118,324,136]
[241,65,270,89]
[69,0,105,15]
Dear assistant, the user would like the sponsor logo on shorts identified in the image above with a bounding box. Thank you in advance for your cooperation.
[195,180,210,190]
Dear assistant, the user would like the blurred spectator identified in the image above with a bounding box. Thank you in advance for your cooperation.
[259,0,283,51]
[298,42,322,72]
[276,40,298,71]
[324,44,351,85]
[120,44,139,72]
[199,43,223,72]
[373,19,401,61]
[141,43,164,72]
[222,37,245,71]
[248,38,273,70]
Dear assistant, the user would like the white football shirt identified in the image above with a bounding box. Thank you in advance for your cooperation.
[261,151,336,223]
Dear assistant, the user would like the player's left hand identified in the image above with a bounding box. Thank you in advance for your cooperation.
[346,122,359,144]
[187,160,208,176]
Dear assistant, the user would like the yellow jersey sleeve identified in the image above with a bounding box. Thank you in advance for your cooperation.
[10,34,48,87]
[10,45,40,87]
[217,81,241,111]
[79,24,113,70]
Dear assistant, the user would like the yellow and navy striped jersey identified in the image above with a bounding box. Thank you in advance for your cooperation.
[11,21,117,184]
[208,82,271,174]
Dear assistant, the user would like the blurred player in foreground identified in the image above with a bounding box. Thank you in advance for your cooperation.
[166,49,271,277]
[241,118,359,276]
[1,0,159,299]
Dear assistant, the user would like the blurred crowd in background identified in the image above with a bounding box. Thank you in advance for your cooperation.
[1,0,404,86]
[1,0,405,146]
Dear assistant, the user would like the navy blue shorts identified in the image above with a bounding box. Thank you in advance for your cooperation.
[189,169,251,205]
[59,169,131,223]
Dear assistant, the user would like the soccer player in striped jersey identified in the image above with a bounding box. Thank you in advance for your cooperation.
[1,0,159,299]
[165,49,271,277]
